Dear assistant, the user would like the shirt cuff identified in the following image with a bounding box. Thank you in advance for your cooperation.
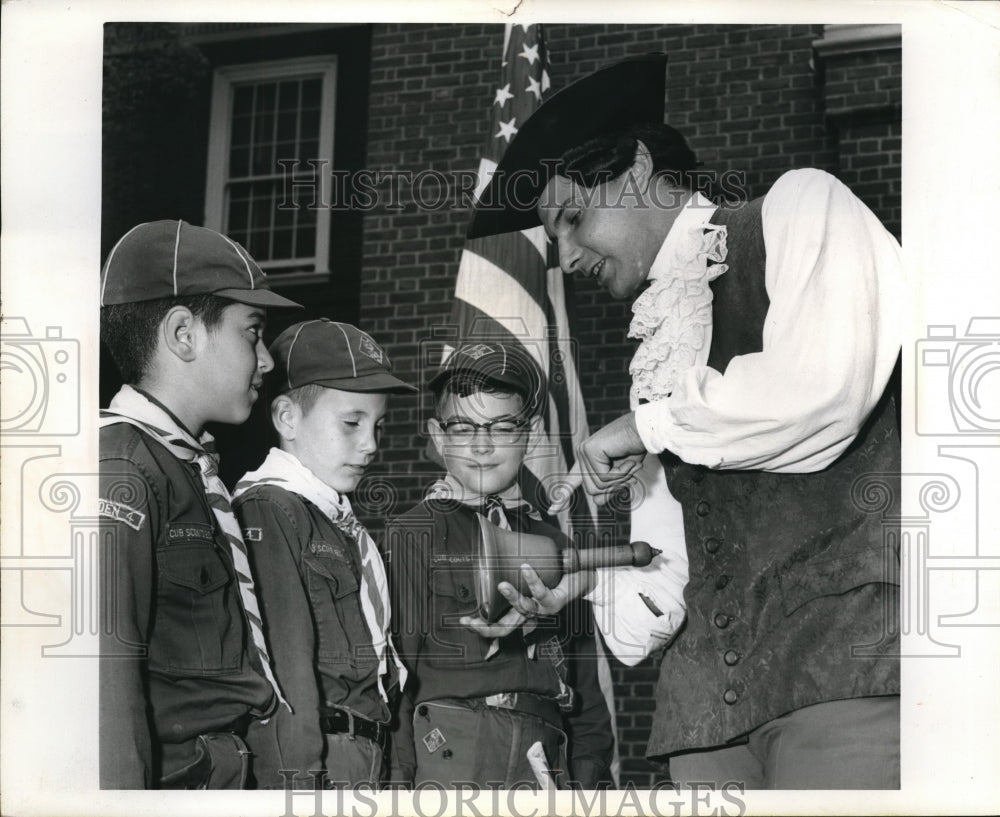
[634,401,668,454]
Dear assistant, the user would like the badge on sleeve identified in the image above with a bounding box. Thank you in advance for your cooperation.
[98,498,146,531]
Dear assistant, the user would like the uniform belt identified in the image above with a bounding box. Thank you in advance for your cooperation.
[481,692,562,727]
[320,708,389,749]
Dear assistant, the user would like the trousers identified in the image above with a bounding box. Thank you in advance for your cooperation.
[668,695,900,790]
[412,699,567,789]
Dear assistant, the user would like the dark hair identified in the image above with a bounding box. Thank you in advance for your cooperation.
[558,122,700,192]
[432,373,533,420]
[101,294,229,384]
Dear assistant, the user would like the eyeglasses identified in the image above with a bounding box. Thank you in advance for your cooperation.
[437,417,528,443]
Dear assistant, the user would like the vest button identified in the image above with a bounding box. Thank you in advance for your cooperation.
[704,537,721,554]
[715,574,730,590]
[417,705,428,717]
[442,749,453,759]
[723,689,738,705]
[696,501,711,517]
[714,613,730,629]
[456,585,470,599]
[691,469,705,484]
[724,650,740,666]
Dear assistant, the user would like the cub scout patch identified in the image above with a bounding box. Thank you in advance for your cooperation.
[166,522,214,543]
[358,335,384,364]
[309,540,349,561]
[458,343,494,361]
[242,527,263,542]
[422,728,446,754]
[98,499,146,531]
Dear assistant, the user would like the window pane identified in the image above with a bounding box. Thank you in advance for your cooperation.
[272,228,293,259]
[278,80,300,111]
[229,146,250,179]
[231,114,253,147]
[300,108,320,139]
[301,78,321,109]
[232,85,254,116]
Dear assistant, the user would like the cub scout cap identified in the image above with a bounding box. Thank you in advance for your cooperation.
[100,219,302,308]
[467,53,670,240]
[428,341,545,414]
[270,319,417,395]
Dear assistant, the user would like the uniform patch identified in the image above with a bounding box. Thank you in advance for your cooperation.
[358,335,384,364]
[432,553,473,564]
[242,527,263,542]
[309,540,350,561]
[98,499,146,531]
[166,522,214,543]
[457,343,494,361]
[422,727,446,754]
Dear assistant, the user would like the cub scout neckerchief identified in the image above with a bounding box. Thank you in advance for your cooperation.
[234,446,406,701]
[99,385,290,712]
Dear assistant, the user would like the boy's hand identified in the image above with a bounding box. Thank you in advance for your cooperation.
[459,564,596,638]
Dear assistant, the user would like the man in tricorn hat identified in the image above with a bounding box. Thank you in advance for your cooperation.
[463,54,902,790]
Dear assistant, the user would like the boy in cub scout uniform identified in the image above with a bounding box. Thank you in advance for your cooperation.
[384,342,614,789]
[232,319,416,789]
[98,220,301,789]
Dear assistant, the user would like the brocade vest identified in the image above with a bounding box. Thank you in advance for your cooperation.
[646,196,901,760]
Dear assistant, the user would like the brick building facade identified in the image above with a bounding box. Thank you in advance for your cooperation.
[101,21,901,786]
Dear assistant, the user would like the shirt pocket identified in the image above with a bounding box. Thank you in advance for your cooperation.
[423,565,490,666]
[153,541,241,674]
[303,545,376,675]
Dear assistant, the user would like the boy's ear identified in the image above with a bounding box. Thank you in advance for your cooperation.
[271,394,301,442]
[161,306,200,363]
[426,417,446,460]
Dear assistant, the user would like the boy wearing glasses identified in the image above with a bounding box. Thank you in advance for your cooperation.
[384,342,613,790]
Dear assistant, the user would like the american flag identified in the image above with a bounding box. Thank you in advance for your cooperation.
[446,24,590,525]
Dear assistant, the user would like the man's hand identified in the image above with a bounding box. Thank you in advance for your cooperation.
[549,412,648,513]
[460,564,596,639]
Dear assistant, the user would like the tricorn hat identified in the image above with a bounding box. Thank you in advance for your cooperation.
[466,53,669,240]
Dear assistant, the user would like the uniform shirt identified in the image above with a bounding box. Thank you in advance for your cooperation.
[98,422,274,789]
[384,498,614,786]
[234,483,392,789]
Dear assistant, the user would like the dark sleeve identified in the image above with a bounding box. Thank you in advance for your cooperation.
[236,492,324,789]
[99,457,157,789]
[383,509,432,786]
[563,600,616,789]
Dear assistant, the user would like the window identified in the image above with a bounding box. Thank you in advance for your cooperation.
[205,57,336,283]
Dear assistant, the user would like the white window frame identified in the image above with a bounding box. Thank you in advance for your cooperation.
[204,56,336,285]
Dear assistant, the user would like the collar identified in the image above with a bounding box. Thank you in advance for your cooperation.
[646,191,718,283]
[426,473,525,509]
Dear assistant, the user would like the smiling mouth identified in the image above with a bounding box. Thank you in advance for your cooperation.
[588,259,606,280]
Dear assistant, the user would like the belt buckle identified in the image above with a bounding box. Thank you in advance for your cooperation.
[485,692,517,710]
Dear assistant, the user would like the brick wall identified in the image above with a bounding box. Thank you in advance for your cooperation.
[359,23,901,787]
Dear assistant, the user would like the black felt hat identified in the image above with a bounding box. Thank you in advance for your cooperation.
[466,53,669,240]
